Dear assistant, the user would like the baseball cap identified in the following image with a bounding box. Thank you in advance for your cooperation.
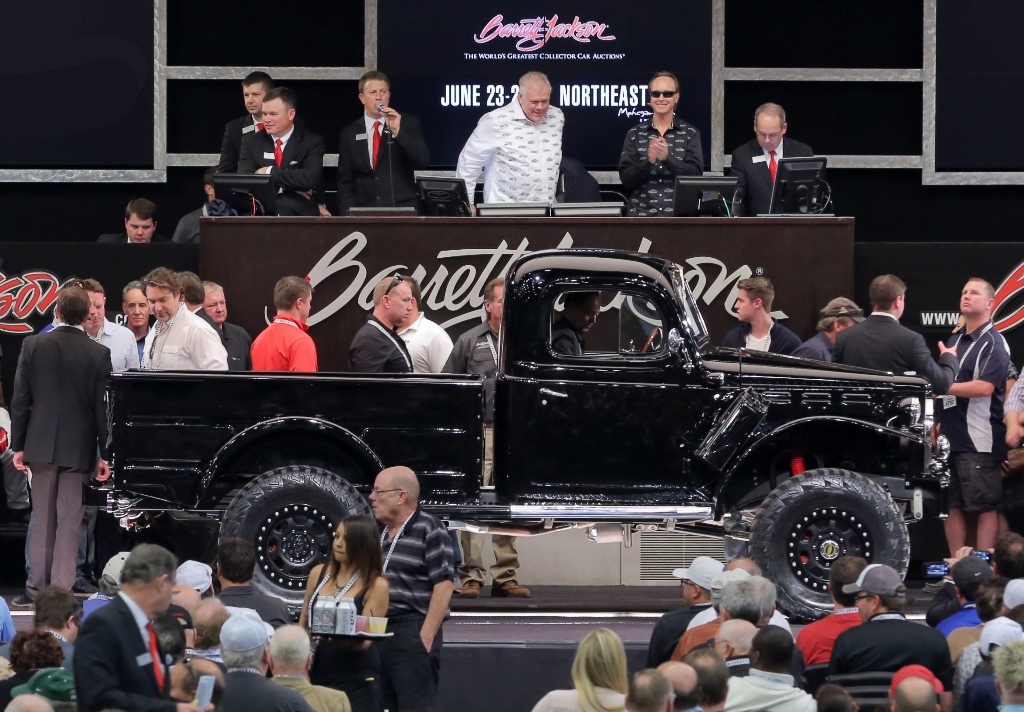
[12,668,76,701]
[710,569,752,606]
[1005,579,1024,610]
[951,556,993,592]
[167,603,194,630]
[841,563,906,597]
[220,610,269,652]
[889,665,943,698]
[981,616,1024,657]
[821,297,865,321]
[176,560,213,594]
[672,556,725,591]
[101,551,131,589]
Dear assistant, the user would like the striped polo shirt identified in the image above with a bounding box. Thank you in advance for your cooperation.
[381,508,454,617]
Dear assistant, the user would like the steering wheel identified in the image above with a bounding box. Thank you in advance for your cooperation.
[640,327,662,354]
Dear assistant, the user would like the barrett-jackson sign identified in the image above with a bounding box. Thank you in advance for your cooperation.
[200,216,855,372]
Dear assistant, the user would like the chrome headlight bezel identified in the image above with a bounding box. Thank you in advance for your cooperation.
[934,434,951,462]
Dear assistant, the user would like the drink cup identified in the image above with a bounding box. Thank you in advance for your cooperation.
[368,616,388,634]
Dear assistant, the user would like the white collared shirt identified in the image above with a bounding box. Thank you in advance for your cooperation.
[118,591,152,651]
[398,313,454,373]
[96,318,141,371]
[265,126,295,175]
[456,100,564,205]
[763,137,785,163]
[142,307,228,371]
[364,113,387,166]
[870,311,900,321]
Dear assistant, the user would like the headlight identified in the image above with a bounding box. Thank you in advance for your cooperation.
[934,435,950,462]
[901,397,922,425]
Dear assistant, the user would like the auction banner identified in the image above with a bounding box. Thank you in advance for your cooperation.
[200,216,854,372]
[377,0,712,168]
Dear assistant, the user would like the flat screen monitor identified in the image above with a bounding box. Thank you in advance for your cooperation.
[551,202,626,217]
[212,173,277,216]
[767,156,829,215]
[476,202,550,217]
[416,177,471,217]
[673,176,739,217]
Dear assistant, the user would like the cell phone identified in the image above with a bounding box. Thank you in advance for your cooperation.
[974,550,993,562]
[922,549,993,577]
[194,675,215,708]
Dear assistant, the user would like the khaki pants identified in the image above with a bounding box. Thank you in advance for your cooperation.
[459,427,520,585]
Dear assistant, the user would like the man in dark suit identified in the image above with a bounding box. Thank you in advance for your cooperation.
[337,71,430,214]
[217,71,273,173]
[728,103,813,217]
[75,543,209,712]
[238,87,325,217]
[202,282,252,371]
[11,286,111,606]
[97,199,169,243]
[833,274,958,393]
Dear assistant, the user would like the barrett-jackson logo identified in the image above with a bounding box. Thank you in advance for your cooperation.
[474,14,616,52]
[994,260,1024,333]
[0,271,60,334]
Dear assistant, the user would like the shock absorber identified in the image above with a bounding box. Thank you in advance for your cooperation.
[791,454,806,476]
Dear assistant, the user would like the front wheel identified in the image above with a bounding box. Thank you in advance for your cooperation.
[748,468,910,622]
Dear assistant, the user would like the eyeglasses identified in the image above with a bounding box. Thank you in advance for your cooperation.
[372,487,403,496]
[384,273,403,297]
[650,91,677,99]
[756,132,783,142]
[854,593,876,602]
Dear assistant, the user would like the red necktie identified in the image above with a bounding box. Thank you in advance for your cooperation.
[146,623,165,693]
[372,122,382,170]
[769,150,778,182]
[257,122,265,132]
[274,138,283,167]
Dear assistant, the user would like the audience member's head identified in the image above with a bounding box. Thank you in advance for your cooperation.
[571,628,629,712]
[724,558,762,576]
[891,676,938,712]
[816,683,857,712]
[951,555,994,603]
[124,198,158,243]
[260,87,297,139]
[888,665,943,703]
[268,625,312,676]
[829,556,868,607]
[749,626,793,675]
[33,587,82,643]
[4,694,54,712]
[672,556,724,606]
[8,630,64,673]
[142,267,182,324]
[996,533,1024,579]
[816,297,864,335]
[561,291,602,334]
[273,275,313,323]
[100,551,130,593]
[841,564,907,621]
[166,603,196,649]
[996,640,1024,705]
[734,277,774,322]
[177,271,206,309]
[172,583,202,612]
[709,569,750,613]
[242,71,273,116]
[1006,581,1024,616]
[80,278,106,337]
[371,273,414,330]
[152,614,188,664]
[975,578,1007,622]
[714,619,757,660]
[627,669,674,712]
[217,537,256,585]
[656,661,699,711]
[176,560,214,596]
[720,579,762,625]
[121,280,151,338]
[683,648,729,712]
[192,599,230,650]
[220,612,271,672]
[120,543,178,620]
[981,616,1024,661]
[54,287,90,327]
[868,275,906,315]
[202,166,219,202]
[170,657,225,705]
[203,281,228,326]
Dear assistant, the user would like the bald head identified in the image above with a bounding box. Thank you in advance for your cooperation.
[379,466,420,500]
[269,625,312,670]
[893,676,939,712]
[725,558,761,576]
[717,619,757,655]
[172,583,201,611]
[192,598,229,649]
[657,661,699,709]
[371,466,422,528]
[5,696,54,712]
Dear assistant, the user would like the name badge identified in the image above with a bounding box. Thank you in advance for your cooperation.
[943,394,957,409]
[242,125,255,134]
[136,652,153,667]
[752,155,767,164]
[290,160,298,165]
[263,152,276,159]
[355,133,368,141]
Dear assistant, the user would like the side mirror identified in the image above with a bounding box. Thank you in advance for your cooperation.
[667,328,684,355]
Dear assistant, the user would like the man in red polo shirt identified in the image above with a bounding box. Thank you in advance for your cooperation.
[796,556,867,665]
[251,276,318,371]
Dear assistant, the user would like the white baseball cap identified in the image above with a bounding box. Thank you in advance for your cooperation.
[176,560,213,595]
[1004,579,1024,611]
[981,616,1024,657]
[672,556,725,590]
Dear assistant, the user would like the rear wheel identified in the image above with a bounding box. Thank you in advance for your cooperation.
[220,465,371,607]
[749,468,909,622]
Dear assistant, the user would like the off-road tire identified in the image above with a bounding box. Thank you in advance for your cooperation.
[220,465,371,607]
[749,468,910,623]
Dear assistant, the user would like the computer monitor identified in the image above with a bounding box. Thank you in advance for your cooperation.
[767,156,829,214]
[212,173,278,216]
[476,202,550,217]
[416,177,471,217]
[673,176,739,217]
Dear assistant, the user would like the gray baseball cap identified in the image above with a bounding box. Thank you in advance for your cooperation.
[841,563,906,597]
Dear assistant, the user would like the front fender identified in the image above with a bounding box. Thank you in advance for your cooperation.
[197,416,384,506]
[713,415,934,519]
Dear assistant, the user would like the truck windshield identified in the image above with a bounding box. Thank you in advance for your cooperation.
[668,264,710,351]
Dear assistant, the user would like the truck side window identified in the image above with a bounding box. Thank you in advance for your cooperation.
[549,290,665,359]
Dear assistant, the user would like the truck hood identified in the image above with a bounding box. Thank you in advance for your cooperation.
[701,347,928,387]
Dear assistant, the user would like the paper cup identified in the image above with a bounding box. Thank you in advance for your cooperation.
[356,615,369,633]
[368,616,388,634]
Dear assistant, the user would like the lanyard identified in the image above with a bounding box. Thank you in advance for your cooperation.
[485,333,497,365]
[380,511,415,573]
[273,317,300,329]
[870,613,906,622]
[147,309,180,366]
[833,607,859,616]
[369,320,412,370]
[953,322,993,369]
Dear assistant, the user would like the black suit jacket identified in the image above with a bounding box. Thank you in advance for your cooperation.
[728,137,813,216]
[11,326,111,469]
[336,114,430,213]
[218,115,260,172]
[239,127,325,216]
[833,314,958,394]
[74,595,176,712]
[221,321,253,371]
[97,232,170,244]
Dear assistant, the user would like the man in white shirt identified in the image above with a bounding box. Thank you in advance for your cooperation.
[398,278,453,374]
[456,71,564,208]
[82,279,140,370]
[141,268,228,371]
[724,627,815,712]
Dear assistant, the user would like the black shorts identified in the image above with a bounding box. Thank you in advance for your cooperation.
[948,452,1003,511]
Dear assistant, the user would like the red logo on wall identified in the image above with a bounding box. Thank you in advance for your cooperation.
[0,271,61,334]
[994,261,1024,333]
[474,14,616,52]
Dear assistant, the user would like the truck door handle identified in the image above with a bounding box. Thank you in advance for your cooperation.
[540,388,568,398]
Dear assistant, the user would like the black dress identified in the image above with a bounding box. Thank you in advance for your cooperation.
[309,590,383,712]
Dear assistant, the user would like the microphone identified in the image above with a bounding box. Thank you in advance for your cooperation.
[376,102,391,134]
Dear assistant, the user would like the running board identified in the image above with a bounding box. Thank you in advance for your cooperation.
[507,504,713,520]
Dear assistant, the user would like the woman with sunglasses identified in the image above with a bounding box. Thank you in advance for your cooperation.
[300,515,390,712]
[617,71,704,217]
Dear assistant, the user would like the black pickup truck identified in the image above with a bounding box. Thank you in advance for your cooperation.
[91,249,949,620]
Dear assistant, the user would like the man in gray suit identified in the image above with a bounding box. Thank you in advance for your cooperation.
[11,286,112,606]
[833,274,958,393]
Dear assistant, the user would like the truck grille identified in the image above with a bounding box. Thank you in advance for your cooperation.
[639,531,726,581]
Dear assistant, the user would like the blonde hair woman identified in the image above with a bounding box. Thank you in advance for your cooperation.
[531,628,629,712]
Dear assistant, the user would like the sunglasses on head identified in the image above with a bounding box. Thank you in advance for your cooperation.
[650,90,677,99]
[384,272,404,296]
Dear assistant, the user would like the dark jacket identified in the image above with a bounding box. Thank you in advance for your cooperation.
[792,331,835,362]
[721,320,802,355]
[221,670,314,712]
[218,115,259,173]
[619,118,703,216]
[97,233,170,244]
[218,583,291,628]
[728,137,814,216]
[336,114,430,213]
[11,326,112,469]
[238,127,326,216]
[220,322,253,371]
[833,314,958,394]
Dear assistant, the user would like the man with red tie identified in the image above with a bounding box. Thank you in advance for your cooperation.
[728,103,813,217]
[336,71,430,214]
[238,87,325,216]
